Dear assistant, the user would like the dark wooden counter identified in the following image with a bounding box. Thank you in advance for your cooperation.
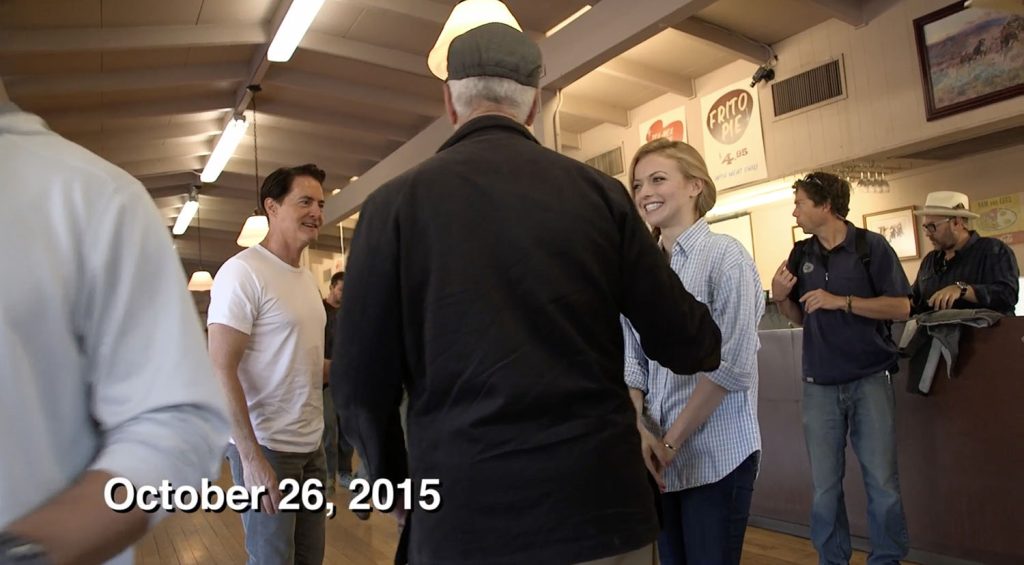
[753,317,1024,564]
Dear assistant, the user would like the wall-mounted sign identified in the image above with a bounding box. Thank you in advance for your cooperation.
[638,108,687,147]
[975,192,1024,245]
[700,79,768,190]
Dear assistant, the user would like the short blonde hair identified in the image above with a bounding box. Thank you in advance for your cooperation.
[630,138,717,218]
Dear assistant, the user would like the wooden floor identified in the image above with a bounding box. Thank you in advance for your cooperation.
[135,467,879,564]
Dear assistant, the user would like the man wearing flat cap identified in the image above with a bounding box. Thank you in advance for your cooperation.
[332,22,721,564]
[912,191,1019,315]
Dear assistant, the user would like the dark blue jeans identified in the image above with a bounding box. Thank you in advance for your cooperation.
[656,451,759,565]
[802,372,909,565]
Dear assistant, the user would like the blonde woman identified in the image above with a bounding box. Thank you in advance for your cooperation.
[623,138,763,564]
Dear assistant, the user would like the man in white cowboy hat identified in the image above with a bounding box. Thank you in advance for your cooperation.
[911,191,1019,316]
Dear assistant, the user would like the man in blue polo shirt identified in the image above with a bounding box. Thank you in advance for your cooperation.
[771,172,911,565]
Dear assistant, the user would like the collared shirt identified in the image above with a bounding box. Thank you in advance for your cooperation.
[786,221,911,384]
[0,104,229,563]
[912,231,1019,316]
[624,219,763,491]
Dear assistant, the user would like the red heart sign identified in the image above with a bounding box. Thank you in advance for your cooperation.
[645,119,685,143]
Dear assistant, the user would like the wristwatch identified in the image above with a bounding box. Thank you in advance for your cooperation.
[955,281,969,298]
[0,533,50,565]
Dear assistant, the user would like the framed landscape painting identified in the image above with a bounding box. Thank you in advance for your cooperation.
[913,1,1024,121]
[864,206,920,261]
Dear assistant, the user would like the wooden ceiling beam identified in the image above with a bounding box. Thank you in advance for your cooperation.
[0,24,267,53]
[5,63,249,97]
[596,59,695,98]
[669,18,767,65]
[263,67,442,117]
[299,31,428,77]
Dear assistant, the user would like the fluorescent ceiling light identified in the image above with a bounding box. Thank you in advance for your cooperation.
[200,116,249,183]
[428,0,522,80]
[187,270,214,292]
[331,188,341,195]
[349,176,359,182]
[706,176,801,220]
[172,198,199,235]
[268,0,325,62]
[546,5,591,37]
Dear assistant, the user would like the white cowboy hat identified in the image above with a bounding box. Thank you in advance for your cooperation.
[913,191,979,218]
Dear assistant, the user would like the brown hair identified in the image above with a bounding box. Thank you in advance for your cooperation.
[792,172,849,218]
[629,138,717,219]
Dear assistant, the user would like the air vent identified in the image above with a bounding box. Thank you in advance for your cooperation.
[772,57,846,118]
[586,146,624,177]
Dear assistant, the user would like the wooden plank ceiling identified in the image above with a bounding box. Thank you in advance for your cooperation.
[0,0,841,278]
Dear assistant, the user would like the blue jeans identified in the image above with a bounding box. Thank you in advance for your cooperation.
[802,372,909,565]
[657,451,759,565]
[226,444,327,565]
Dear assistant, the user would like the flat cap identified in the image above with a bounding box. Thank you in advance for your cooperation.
[446,22,542,87]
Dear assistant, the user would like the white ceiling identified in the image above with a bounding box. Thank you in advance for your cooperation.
[0,0,852,277]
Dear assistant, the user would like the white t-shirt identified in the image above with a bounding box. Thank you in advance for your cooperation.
[0,104,230,565]
[208,244,326,452]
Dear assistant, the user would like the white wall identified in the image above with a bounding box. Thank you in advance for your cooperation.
[562,0,1024,287]
[749,144,1024,287]
[764,0,1024,178]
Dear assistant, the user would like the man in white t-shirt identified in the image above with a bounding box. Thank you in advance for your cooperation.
[208,164,328,565]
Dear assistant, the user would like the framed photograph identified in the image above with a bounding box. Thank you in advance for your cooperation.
[913,1,1024,121]
[863,206,920,261]
[792,225,809,244]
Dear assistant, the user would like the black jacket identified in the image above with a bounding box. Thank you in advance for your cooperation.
[912,231,1019,316]
[332,115,721,564]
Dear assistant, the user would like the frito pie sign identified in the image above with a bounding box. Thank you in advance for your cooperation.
[706,89,753,144]
[700,79,768,190]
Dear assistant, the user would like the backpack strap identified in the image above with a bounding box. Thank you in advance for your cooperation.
[853,227,879,297]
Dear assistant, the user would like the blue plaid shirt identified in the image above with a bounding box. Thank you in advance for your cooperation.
[624,219,763,491]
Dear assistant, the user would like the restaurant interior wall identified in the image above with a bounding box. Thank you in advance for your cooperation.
[562,0,1023,288]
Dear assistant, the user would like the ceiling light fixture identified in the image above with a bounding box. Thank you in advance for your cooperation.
[237,85,270,247]
[172,187,199,235]
[187,186,214,292]
[268,0,326,62]
[428,0,522,80]
[706,176,803,220]
[545,4,591,37]
[200,115,249,183]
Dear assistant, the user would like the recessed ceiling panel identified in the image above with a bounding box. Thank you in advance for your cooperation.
[185,45,256,66]
[697,0,833,45]
[0,52,102,75]
[619,29,736,78]
[345,9,441,55]
[102,48,190,71]
[566,71,663,111]
[286,50,441,100]
[308,1,364,36]
[100,0,203,27]
[196,0,276,25]
[0,0,101,29]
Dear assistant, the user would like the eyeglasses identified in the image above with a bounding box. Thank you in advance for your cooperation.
[922,218,952,233]
[801,174,825,188]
